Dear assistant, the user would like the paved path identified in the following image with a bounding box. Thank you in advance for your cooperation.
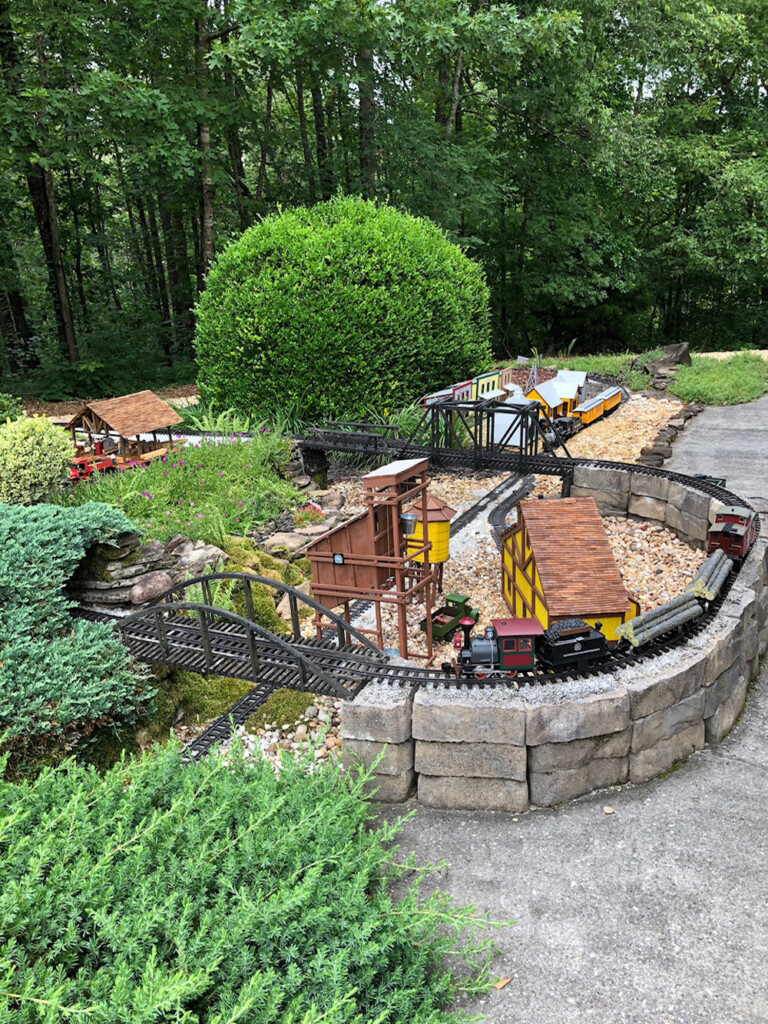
[384,399,768,1024]
[666,395,768,507]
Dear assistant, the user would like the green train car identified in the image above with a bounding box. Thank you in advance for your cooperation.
[420,593,480,641]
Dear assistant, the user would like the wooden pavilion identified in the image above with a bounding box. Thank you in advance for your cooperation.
[66,390,182,466]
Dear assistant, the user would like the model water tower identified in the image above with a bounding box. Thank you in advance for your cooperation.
[404,494,456,591]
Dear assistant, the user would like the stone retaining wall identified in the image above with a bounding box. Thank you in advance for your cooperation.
[342,465,768,811]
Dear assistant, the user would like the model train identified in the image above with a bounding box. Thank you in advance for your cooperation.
[442,616,609,678]
[444,536,754,679]
[423,366,622,435]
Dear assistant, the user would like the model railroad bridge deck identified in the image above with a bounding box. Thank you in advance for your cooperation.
[298,399,574,475]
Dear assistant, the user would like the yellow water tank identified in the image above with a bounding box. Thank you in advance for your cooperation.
[405,495,457,564]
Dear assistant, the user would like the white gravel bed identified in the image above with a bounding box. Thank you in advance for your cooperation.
[217,696,343,772]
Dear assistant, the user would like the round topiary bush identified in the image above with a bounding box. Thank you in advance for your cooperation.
[0,415,72,504]
[195,196,492,421]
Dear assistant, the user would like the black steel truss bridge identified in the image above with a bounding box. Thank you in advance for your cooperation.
[299,397,573,474]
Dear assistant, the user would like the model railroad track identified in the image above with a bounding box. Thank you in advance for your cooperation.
[75,456,758,761]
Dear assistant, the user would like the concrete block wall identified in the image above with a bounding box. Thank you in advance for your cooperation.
[341,469,768,811]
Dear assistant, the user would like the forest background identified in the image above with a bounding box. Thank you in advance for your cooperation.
[1,0,767,399]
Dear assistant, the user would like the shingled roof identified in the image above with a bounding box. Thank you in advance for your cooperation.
[517,497,632,618]
[66,390,182,438]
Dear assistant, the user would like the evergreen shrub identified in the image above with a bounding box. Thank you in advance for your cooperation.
[195,195,492,420]
[0,392,24,421]
[0,415,72,504]
[0,503,151,752]
[0,743,498,1022]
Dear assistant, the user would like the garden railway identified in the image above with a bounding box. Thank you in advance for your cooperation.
[77,457,757,762]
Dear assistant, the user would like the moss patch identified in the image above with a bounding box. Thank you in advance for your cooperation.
[244,689,317,733]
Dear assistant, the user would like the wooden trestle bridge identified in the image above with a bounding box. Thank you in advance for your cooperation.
[116,573,445,759]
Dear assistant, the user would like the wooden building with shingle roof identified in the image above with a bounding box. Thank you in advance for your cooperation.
[501,496,639,641]
[66,390,182,464]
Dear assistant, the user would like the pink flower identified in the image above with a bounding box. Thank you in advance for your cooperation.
[197,513,204,518]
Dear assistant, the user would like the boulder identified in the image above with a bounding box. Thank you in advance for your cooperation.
[172,539,227,574]
[644,342,692,376]
[276,581,312,620]
[262,532,308,556]
[129,570,174,605]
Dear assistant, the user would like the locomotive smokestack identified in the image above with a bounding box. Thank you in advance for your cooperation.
[459,617,476,651]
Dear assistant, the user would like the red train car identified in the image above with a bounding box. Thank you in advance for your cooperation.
[707,506,757,561]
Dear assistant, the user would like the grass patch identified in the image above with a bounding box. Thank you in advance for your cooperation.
[54,434,301,544]
[244,688,317,733]
[668,353,768,405]
[0,743,502,1022]
[545,349,665,392]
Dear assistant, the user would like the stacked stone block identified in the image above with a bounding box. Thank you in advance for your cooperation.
[412,687,527,812]
[341,680,416,802]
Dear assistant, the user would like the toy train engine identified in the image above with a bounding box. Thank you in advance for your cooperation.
[706,506,756,562]
[445,617,544,678]
[536,618,609,673]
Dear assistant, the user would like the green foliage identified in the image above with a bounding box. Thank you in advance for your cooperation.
[152,670,253,732]
[0,392,24,421]
[0,503,152,753]
[0,743,500,1023]
[0,416,72,504]
[668,354,768,405]
[546,351,665,393]
[54,435,300,544]
[195,196,492,420]
[245,689,317,733]
[173,400,258,435]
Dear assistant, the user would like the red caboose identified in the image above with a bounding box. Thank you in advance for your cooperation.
[707,506,757,561]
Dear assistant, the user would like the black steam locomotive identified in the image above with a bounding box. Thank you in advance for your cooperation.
[442,615,609,678]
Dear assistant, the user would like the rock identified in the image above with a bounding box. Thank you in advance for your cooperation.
[295,725,308,740]
[166,534,186,554]
[306,705,318,719]
[294,523,331,537]
[644,342,692,376]
[129,570,174,605]
[325,735,337,749]
[311,489,346,511]
[172,540,227,573]
[276,582,312,620]
[262,532,307,555]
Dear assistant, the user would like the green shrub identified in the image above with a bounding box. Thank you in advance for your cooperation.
[0,744,498,1022]
[244,688,317,732]
[0,415,72,504]
[55,434,300,544]
[0,503,152,754]
[0,391,24,421]
[195,195,492,421]
[668,353,768,405]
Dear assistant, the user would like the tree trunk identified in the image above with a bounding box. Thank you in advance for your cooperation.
[311,79,332,200]
[196,17,215,280]
[144,196,173,363]
[0,4,81,364]
[26,163,80,363]
[256,78,273,205]
[65,168,90,330]
[357,49,376,198]
[0,236,35,370]
[295,70,317,203]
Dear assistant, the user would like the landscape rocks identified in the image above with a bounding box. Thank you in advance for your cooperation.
[129,570,175,605]
[68,531,227,611]
[217,696,344,774]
